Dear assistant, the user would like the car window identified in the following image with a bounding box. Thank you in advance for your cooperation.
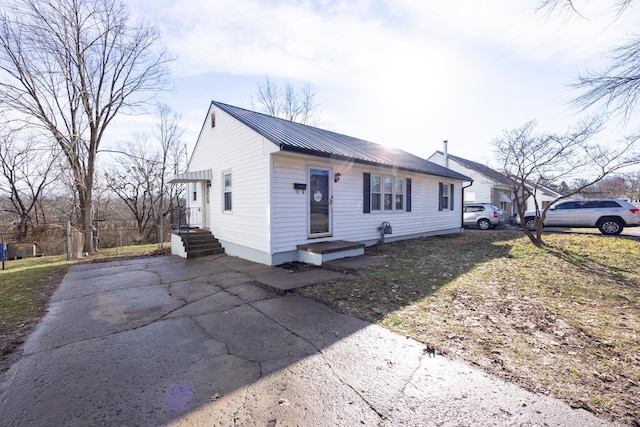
[580,201,600,208]
[556,202,577,209]
[599,201,621,208]
[465,205,484,212]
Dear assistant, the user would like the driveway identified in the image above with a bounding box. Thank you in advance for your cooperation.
[0,255,617,426]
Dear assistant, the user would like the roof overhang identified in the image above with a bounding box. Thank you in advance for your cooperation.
[169,169,212,183]
[499,193,511,203]
[278,145,472,181]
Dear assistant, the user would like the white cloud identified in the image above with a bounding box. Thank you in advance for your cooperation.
[124,0,640,161]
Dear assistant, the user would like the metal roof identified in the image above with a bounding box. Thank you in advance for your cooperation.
[441,151,564,197]
[169,169,212,183]
[212,101,472,181]
[439,151,513,186]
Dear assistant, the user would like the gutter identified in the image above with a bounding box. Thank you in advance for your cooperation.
[278,144,472,181]
[461,180,474,228]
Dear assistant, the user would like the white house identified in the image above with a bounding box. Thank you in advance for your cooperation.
[170,101,471,266]
[428,149,563,222]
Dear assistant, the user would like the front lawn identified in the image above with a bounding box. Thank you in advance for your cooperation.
[297,230,640,425]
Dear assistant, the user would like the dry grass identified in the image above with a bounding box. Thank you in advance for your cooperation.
[297,230,640,425]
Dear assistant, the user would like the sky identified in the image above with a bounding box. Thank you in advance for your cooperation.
[117,0,639,166]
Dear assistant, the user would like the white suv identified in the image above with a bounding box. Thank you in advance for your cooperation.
[520,199,640,235]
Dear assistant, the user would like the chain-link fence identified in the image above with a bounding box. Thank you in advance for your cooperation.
[1,221,174,260]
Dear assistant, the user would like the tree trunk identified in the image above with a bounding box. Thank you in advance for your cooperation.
[78,180,94,254]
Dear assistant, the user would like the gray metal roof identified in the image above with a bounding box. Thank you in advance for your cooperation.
[212,101,472,181]
[438,151,513,186]
[440,151,564,197]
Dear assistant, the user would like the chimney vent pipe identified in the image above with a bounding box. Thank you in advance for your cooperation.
[443,140,449,168]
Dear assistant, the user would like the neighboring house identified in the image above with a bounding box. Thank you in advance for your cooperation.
[170,101,471,266]
[428,149,563,221]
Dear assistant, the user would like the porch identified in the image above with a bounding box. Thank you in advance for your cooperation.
[296,240,365,266]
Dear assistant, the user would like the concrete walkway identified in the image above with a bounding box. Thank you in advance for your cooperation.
[0,255,619,426]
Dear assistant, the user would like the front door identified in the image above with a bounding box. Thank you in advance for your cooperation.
[309,168,331,236]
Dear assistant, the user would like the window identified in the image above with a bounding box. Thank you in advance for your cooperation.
[395,178,403,210]
[442,184,449,209]
[466,191,476,203]
[464,205,484,213]
[362,172,411,213]
[210,111,216,128]
[556,201,577,210]
[363,173,409,213]
[224,172,232,211]
[438,182,454,211]
[500,201,508,211]
[383,176,393,210]
[371,175,381,211]
[192,183,197,201]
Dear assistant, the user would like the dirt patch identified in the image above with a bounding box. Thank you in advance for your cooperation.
[297,230,640,425]
[276,261,321,272]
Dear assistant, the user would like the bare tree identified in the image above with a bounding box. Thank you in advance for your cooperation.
[538,0,633,19]
[149,104,185,246]
[0,127,59,240]
[105,136,158,240]
[495,118,640,245]
[105,104,185,244]
[253,76,322,125]
[538,1,639,121]
[0,0,171,253]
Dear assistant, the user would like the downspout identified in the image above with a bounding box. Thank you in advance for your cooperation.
[461,180,474,228]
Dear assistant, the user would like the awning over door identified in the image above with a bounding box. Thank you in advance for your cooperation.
[499,193,511,203]
[169,169,212,183]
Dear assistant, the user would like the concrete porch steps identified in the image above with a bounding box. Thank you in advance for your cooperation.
[296,240,365,266]
[176,230,225,258]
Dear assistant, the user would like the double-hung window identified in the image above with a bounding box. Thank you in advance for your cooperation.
[223,172,232,211]
[371,175,381,211]
[363,173,410,213]
[442,184,449,209]
[383,176,393,210]
[395,178,404,210]
[438,182,455,211]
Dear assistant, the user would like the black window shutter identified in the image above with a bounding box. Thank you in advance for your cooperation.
[450,183,454,210]
[363,173,371,213]
[438,182,443,211]
[406,178,412,212]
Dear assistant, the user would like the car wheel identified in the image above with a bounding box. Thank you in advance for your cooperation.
[598,218,623,235]
[477,218,491,230]
[524,217,537,231]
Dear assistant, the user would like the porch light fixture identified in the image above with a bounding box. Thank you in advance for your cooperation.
[334,172,342,183]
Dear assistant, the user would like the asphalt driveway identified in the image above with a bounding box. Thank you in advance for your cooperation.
[0,255,618,426]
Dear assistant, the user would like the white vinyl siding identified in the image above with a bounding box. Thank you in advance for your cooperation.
[271,155,309,252]
[271,155,463,253]
[187,107,465,265]
[188,105,273,253]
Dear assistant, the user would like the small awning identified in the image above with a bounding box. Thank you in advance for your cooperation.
[499,193,511,203]
[169,169,212,183]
